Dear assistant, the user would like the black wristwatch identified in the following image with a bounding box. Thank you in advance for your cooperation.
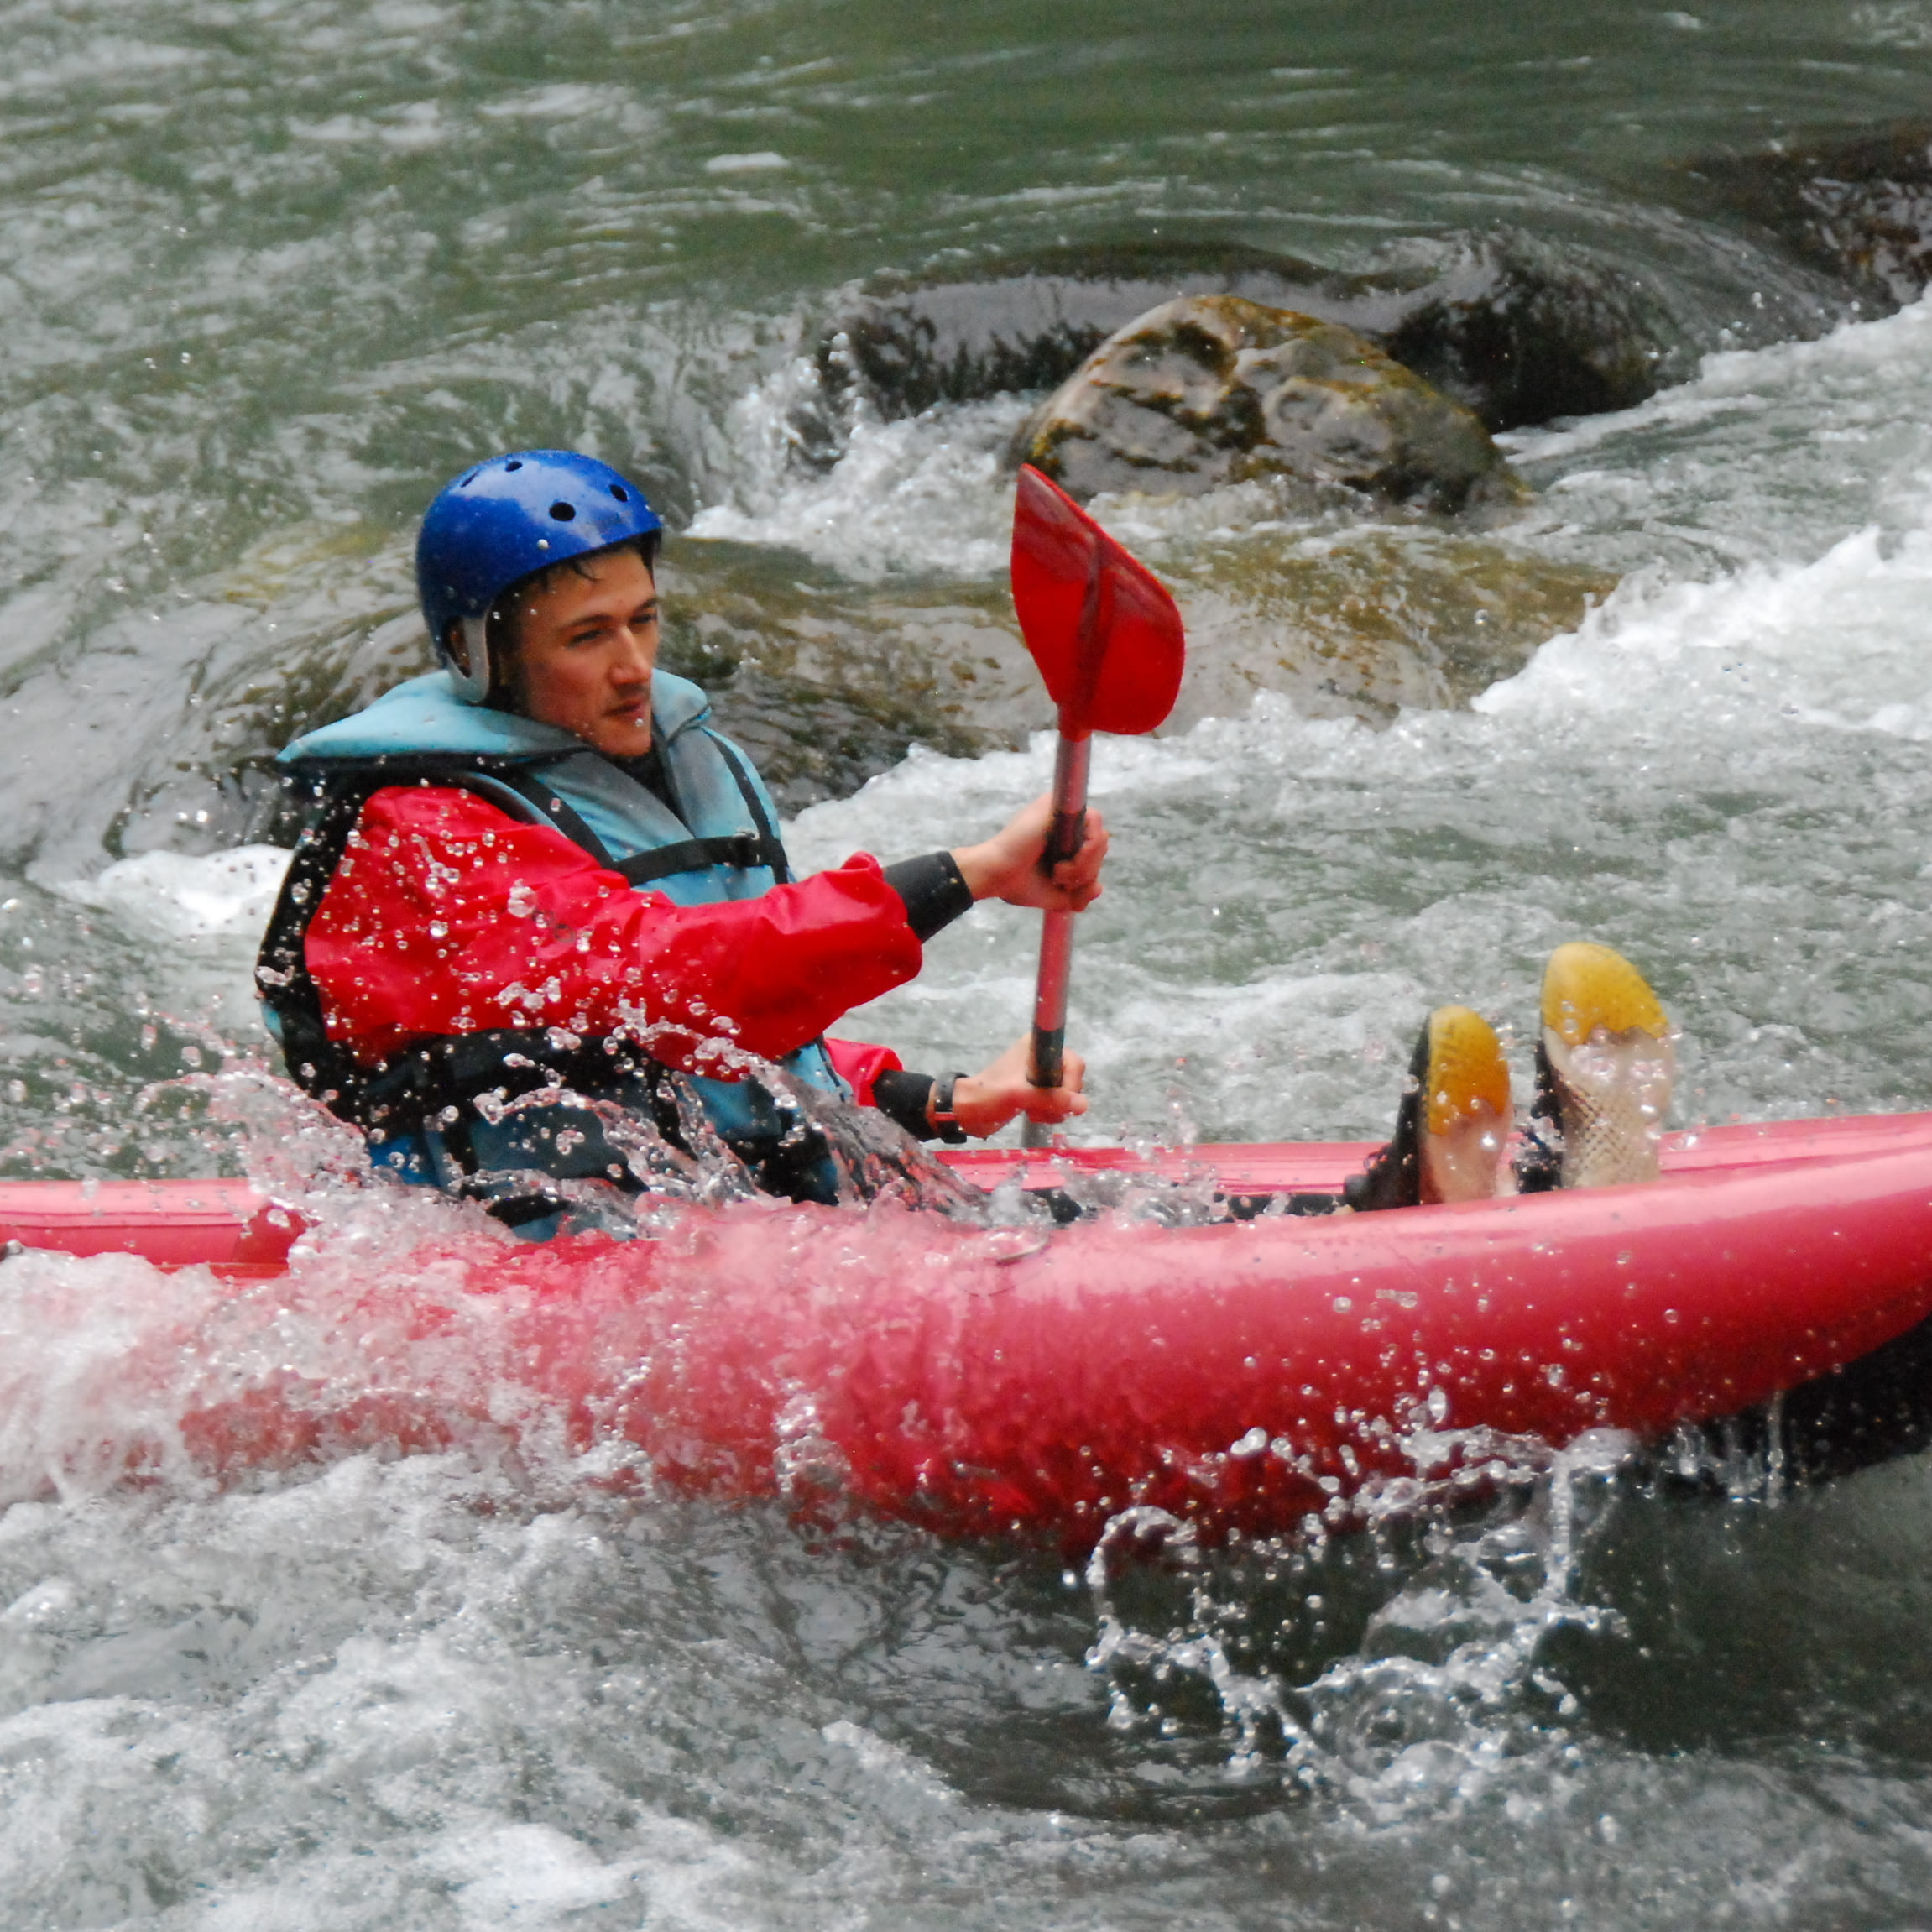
[928,1072,970,1144]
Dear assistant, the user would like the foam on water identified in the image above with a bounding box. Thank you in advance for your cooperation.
[4,13,1932,1914]
[58,847,291,943]
[687,383,1030,581]
[781,296,1932,1145]
[1477,519,1932,737]
[38,849,292,1066]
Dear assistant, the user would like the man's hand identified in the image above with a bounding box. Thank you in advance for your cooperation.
[950,793,1108,913]
[933,1035,1088,1140]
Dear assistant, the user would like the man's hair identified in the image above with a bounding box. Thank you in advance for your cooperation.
[482,532,660,708]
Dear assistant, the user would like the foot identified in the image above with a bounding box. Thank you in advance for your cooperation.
[1523,942,1674,1190]
[1345,1005,1512,1211]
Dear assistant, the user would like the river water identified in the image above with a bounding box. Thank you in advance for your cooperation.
[3,1,1932,1924]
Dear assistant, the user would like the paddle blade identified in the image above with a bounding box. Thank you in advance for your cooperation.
[1010,466,1185,736]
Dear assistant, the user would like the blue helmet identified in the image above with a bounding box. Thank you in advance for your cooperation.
[415,449,665,702]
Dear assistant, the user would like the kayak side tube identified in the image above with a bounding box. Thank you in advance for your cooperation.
[476,1139,1932,1544]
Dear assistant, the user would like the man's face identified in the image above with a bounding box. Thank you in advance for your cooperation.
[502,546,660,757]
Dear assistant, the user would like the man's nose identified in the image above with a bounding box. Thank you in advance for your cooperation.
[612,625,654,676]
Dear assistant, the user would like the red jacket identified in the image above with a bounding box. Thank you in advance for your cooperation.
[304,785,916,1100]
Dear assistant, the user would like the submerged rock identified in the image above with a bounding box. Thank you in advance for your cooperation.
[70,519,1606,863]
[817,231,1685,436]
[664,527,1610,752]
[1017,295,1522,513]
[1162,529,1615,729]
[647,549,1046,812]
[821,240,1349,421]
[1684,124,1932,310]
[1372,231,1669,432]
[202,536,1051,844]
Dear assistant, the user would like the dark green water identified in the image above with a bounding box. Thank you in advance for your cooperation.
[3,3,1932,1925]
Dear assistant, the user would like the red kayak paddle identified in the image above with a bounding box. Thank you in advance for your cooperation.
[1010,464,1185,1146]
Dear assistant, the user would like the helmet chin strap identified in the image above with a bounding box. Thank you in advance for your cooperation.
[447,614,493,704]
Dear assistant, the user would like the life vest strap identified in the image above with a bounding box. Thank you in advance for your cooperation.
[478,749,791,885]
[614,834,768,885]
[707,733,793,884]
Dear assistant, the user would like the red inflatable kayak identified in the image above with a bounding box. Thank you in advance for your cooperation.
[1,1110,1929,1548]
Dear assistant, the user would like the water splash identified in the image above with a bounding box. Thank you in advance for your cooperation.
[1080,1429,1637,1819]
[688,368,1025,582]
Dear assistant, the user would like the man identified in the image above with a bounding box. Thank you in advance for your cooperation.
[256,448,1108,1228]
[256,447,1674,1230]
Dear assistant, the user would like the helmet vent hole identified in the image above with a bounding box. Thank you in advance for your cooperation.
[609,483,629,501]
[549,500,577,521]
[504,459,522,472]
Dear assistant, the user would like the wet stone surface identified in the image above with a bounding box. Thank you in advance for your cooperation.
[812,225,1832,441]
[117,525,1608,859]
[1684,123,1932,311]
[1017,296,1522,514]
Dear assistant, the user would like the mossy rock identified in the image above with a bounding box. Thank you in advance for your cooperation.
[1161,528,1615,728]
[814,230,1695,440]
[1017,295,1525,514]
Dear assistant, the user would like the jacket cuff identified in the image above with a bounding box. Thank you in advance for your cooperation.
[873,1068,939,1141]
[880,851,974,944]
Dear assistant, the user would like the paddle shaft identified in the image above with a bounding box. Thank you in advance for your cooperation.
[1021,730,1091,1148]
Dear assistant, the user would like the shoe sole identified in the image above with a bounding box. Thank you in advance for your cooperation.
[1417,1004,1512,1205]
[1539,943,1675,1188]
[1344,1004,1511,1211]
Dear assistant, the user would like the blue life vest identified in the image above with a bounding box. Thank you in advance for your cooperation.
[256,669,845,1217]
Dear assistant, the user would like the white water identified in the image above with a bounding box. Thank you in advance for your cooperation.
[783,297,1932,1143]
[9,196,1932,1932]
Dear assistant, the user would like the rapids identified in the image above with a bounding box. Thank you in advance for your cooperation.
[2,1,1932,1924]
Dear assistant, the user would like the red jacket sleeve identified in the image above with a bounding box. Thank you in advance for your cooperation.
[303,785,923,1073]
[823,1037,905,1107]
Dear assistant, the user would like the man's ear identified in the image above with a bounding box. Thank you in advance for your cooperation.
[446,621,472,677]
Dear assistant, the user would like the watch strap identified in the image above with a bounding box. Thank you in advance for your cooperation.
[928,1071,970,1144]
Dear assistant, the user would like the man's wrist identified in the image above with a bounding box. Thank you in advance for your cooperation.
[949,842,999,901]
[927,1071,971,1143]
